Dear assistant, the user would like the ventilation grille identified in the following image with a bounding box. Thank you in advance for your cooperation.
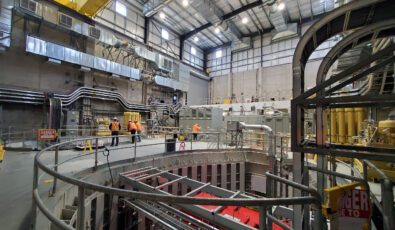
[89,27,101,39]
[159,57,173,72]
[20,0,38,13]
[59,13,72,28]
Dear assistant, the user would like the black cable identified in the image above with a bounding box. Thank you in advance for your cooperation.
[103,146,114,187]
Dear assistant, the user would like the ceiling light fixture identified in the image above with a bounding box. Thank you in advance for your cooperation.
[194,37,199,42]
[277,2,285,11]
[215,27,220,34]
[182,0,189,7]
[242,17,248,24]
[159,12,166,19]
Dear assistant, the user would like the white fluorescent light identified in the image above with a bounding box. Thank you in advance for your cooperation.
[159,12,166,19]
[278,2,285,11]
[242,17,248,24]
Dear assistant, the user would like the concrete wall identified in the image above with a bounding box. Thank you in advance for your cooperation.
[209,59,327,104]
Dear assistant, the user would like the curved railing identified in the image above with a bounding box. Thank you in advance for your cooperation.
[32,133,322,230]
[316,19,395,86]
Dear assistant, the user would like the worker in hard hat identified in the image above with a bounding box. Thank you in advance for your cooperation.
[109,117,121,146]
[192,123,201,141]
[128,120,137,144]
[135,120,143,142]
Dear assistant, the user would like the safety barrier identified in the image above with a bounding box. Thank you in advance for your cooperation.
[32,133,320,230]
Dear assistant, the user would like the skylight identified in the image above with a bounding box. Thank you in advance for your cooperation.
[162,28,169,40]
[115,1,127,17]
[216,50,222,58]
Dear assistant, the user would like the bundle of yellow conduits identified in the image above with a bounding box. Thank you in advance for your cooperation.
[327,108,366,145]
[326,107,395,181]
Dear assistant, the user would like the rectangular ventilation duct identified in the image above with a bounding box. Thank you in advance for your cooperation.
[26,35,141,80]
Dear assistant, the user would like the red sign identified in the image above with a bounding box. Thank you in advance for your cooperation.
[38,129,57,141]
[338,189,370,218]
[336,189,371,229]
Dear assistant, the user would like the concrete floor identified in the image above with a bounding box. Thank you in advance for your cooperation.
[0,138,213,230]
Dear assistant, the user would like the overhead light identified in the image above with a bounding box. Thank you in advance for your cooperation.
[182,0,189,7]
[215,27,220,34]
[194,37,199,42]
[242,17,248,24]
[159,12,166,19]
[277,2,285,11]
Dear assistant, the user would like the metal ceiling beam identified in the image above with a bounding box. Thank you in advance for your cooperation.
[143,0,174,17]
[222,0,263,21]
[204,9,329,53]
[190,0,244,44]
[181,0,263,41]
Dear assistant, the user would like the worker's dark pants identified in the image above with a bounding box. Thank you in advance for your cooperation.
[130,130,137,143]
[111,131,119,146]
[193,133,198,141]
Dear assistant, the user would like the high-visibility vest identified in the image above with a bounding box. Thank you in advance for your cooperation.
[192,124,200,133]
[136,122,143,131]
[128,122,136,131]
[110,121,120,131]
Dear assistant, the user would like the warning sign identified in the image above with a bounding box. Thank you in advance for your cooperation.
[336,189,371,229]
[38,129,58,141]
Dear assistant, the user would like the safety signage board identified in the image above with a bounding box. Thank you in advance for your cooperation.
[335,189,371,229]
[38,129,58,141]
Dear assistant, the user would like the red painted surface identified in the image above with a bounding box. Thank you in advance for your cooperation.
[194,192,290,229]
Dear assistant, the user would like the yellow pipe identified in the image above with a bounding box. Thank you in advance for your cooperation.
[325,110,330,142]
[336,108,346,144]
[345,108,356,144]
[355,108,365,134]
[330,109,337,143]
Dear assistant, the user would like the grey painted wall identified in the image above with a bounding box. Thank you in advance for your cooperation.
[188,75,209,105]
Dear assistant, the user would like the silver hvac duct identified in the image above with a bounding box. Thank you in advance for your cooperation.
[239,122,274,157]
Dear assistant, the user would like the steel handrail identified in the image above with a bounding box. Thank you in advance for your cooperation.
[363,160,394,230]
[32,134,319,229]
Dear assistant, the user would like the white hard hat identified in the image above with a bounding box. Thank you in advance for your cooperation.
[113,117,118,120]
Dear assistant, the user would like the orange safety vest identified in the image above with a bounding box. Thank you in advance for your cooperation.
[192,124,201,133]
[128,122,136,131]
[136,122,143,131]
[110,121,120,131]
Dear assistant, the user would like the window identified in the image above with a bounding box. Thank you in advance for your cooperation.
[191,46,196,55]
[161,28,169,40]
[216,50,222,58]
[115,1,127,16]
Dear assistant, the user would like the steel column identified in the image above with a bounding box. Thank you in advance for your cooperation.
[77,186,85,230]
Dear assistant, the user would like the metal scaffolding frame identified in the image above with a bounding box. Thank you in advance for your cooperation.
[120,167,257,230]
[291,0,395,229]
